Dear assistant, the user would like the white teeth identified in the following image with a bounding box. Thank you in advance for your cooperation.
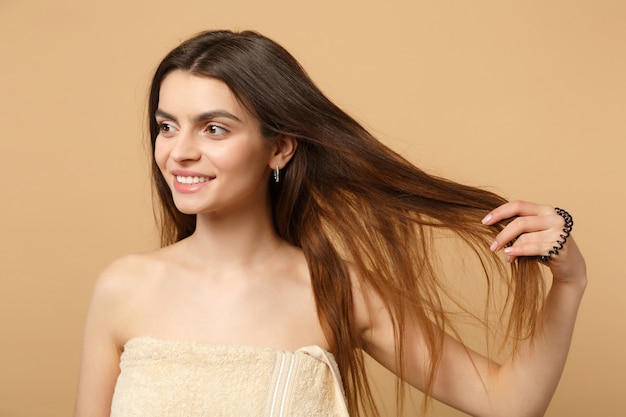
[176,175,210,184]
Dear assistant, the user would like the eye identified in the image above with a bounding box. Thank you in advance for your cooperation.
[158,122,176,135]
[206,123,228,136]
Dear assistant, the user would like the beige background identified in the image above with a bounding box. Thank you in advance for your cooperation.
[1,0,624,416]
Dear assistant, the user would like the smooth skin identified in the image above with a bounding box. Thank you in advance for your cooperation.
[74,72,586,417]
[356,201,586,417]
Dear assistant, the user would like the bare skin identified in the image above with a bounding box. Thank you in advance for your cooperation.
[74,73,586,417]
[355,201,586,417]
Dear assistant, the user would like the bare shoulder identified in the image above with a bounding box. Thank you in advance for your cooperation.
[87,246,181,347]
[76,248,176,417]
[94,252,160,297]
[94,243,185,293]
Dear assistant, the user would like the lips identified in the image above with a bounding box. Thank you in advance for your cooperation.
[171,170,215,193]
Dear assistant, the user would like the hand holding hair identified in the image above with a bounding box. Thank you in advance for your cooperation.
[482,200,587,285]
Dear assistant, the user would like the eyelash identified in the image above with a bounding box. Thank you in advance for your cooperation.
[157,122,229,136]
[205,124,228,136]
[159,122,174,133]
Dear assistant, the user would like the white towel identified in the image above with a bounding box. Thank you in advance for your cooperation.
[110,337,350,417]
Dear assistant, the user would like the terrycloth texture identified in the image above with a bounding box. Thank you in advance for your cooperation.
[110,337,350,417]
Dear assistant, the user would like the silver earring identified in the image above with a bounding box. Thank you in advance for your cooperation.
[273,165,280,183]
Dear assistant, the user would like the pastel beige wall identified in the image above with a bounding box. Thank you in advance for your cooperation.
[1,1,624,416]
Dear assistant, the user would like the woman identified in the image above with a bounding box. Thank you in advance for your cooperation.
[74,30,586,417]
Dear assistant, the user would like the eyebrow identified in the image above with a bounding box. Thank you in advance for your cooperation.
[155,109,242,123]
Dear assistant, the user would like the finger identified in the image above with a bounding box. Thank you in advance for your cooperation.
[481,200,552,225]
[504,240,562,259]
[502,229,555,249]
[490,216,556,252]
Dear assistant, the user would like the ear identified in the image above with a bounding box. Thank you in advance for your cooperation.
[268,135,298,170]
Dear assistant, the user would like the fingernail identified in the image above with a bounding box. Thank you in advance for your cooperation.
[505,255,512,262]
[481,214,492,225]
[490,241,498,252]
[504,247,513,254]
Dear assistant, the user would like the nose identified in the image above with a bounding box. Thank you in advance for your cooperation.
[170,130,201,163]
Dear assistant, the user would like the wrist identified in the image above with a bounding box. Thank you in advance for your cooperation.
[551,273,587,295]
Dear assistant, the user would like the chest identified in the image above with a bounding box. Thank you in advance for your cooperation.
[127,274,329,351]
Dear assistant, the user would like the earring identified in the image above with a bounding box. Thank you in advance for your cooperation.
[273,165,280,183]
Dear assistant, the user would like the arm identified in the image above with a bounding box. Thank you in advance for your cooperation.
[360,201,586,417]
[480,201,586,415]
[74,260,135,417]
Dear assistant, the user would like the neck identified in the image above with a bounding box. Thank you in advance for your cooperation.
[184,201,284,274]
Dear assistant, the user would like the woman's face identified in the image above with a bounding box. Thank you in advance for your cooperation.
[154,70,274,217]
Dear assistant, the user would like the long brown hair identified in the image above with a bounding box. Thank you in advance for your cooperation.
[147,30,544,416]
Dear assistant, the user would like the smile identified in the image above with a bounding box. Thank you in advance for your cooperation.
[176,175,212,184]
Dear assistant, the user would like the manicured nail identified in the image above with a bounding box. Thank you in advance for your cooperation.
[505,255,512,262]
[490,241,498,252]
[504,247,513,254]
[481,214,492,225]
